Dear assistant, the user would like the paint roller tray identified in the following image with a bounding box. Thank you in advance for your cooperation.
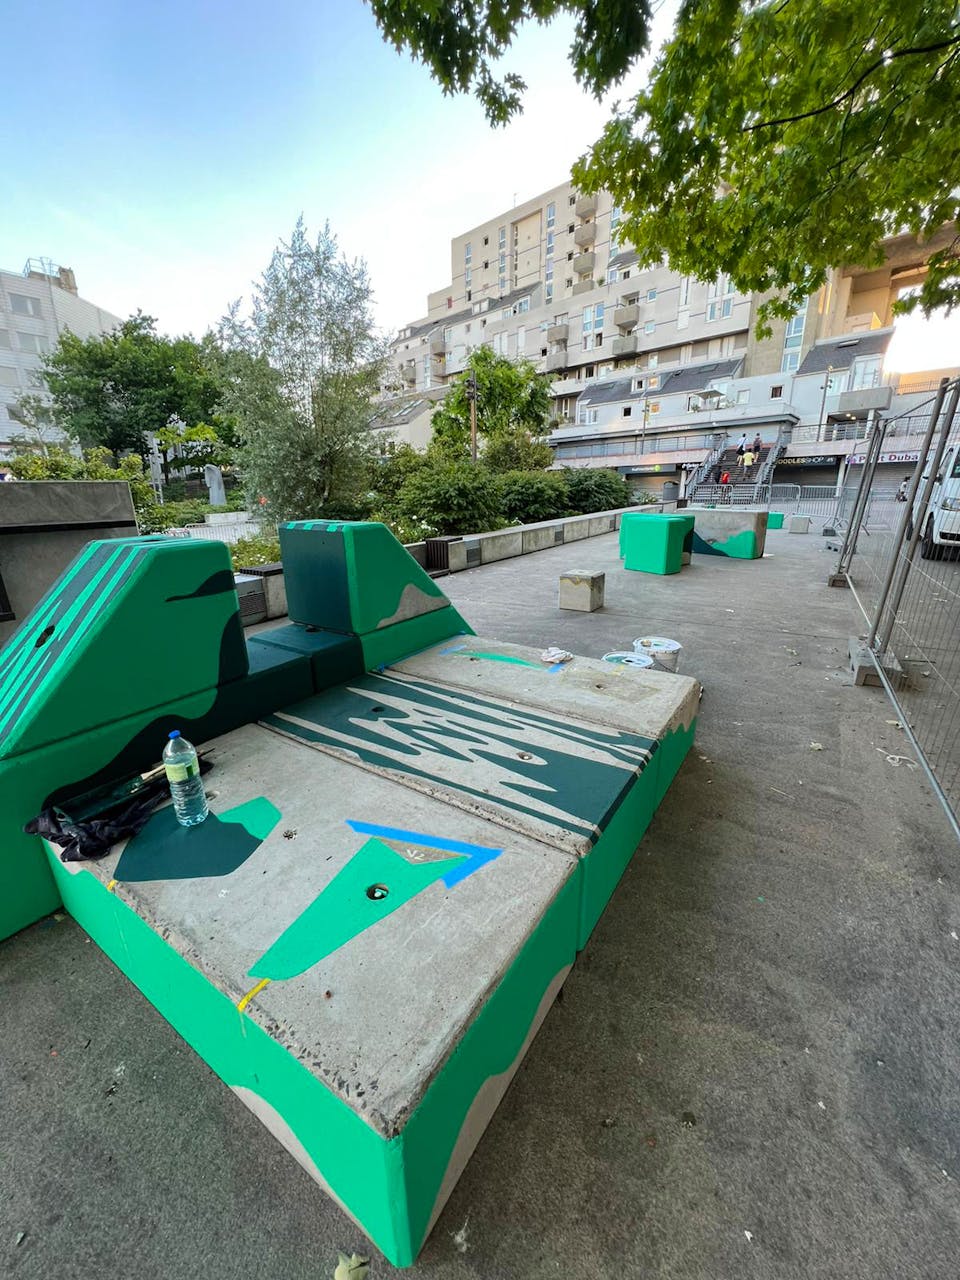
[47,722,578,1136]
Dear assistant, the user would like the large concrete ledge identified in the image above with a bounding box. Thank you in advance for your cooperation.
[687,506,768,560]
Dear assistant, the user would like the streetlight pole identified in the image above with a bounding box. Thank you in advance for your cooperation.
[818,364,834,438]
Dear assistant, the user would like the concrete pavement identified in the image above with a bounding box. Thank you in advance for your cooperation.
[3,528,959,1279]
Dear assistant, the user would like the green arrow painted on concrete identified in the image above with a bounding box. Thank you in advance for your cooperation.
[248,836,464,980]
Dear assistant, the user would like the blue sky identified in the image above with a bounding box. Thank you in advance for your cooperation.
[1,0,956,369]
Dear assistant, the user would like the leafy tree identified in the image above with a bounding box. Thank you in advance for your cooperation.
[498,470,570,522]
[562,467,631,514]
[397,462,504,535]
[7,392,67,456]
[430,346,552,469]
[369,1,960,322]
[41,313,222,456]
[219,218,387,523]
[154,420,230,482]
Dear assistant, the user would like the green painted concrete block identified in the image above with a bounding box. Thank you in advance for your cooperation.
[622,514,694,575]
[768,511,785,530]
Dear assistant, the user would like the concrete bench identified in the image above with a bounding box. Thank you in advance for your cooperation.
[688,507,768,559]
[559,570,605,611]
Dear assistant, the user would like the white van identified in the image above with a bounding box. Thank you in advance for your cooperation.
[910,442,960,558]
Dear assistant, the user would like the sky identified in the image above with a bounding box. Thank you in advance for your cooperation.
[1,0,957,371]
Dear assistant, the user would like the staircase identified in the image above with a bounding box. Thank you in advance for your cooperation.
[690,436,785,503]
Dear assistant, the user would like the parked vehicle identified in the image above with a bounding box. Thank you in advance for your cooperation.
[909,444,960,558]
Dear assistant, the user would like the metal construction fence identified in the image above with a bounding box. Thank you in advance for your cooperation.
[832,377,960,840]
[164,517,266,545]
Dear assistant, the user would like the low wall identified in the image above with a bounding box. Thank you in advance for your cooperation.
[233,504,659,627]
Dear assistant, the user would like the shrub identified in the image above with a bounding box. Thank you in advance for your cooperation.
[230,535,281,569]
[561,467,632,514]
[498,470,570,523]
[398,463,504,536]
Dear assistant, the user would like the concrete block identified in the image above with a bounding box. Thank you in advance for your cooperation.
[237,563,288,619]
[689,507,767,559]
[479,529,523,563]
[622,513,693,574]
[49,724,578,1267]
[588,515,615,537]
[787,514,811,535]
[559,570,604,612]
[446,540,469,572]
[522,525,557,554]
[767,511,785,530]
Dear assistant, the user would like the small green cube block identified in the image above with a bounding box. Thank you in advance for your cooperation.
[767,511,785,530]
[622,513,694,575]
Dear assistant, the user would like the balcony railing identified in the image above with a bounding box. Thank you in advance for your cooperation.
[614,303,639,329]
[546,323,569,343]
[573,250,596,276]
[574,193,597,218]
[612,335,638,358]
[574,222,597,247]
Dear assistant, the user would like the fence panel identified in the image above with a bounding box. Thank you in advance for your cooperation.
[164,519,266,545]
[840,378,960,838]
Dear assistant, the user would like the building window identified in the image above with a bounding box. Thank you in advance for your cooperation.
[0,367,20,386]
[17,332,47,355]
[466,290,472,302]
[610,205,622,254]
[443,327,452,344]
[644,321,656,334]
[770,384,783,399]
[647,288,657,302]
[0,331,10,349]
[577,406,599,425]
[687,394,703,411]
[465,268,472,289]
[546,283,553,303]
[565,278,573,289]
[706,275,735,321]
[647,352,659,368]
[679,276,691,307]
[679,344,692,364]
[568,195,576,206]
[517,297,530,313]
[493,332,507,355]
[546,231,555,254]
[503,308,511,320]
[483,235,489,247]
[464,242,472,266]
[546,202,556,230]
[737,388,750,404]
[850,354,883,390]
[9,294,41,318]
[517,325,525,354]
[648,401,661,415]
[621,405,632,418]
[647,374,660,389]
[422,355,432,389]
[606,268,618,284]
[498,226,506,249]
[781,307,805,372]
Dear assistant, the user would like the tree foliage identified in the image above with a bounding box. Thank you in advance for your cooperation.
[219,218,387,523]
[561,467,631,514]
[41,313,222,456]
[498,469,570,522]
[369,1,960,321]
[430,345,552,469]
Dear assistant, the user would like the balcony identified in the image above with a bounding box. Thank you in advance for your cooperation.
[574,193,597,218]
[401,364,416,384]
[614,303,639,329]
[546,352,568,373]
[573,251,596,276]
[612,334,638,358]
[572,279,595,296]
[429,335,445,355]
[574,223,597,247]
[547,323,569,343]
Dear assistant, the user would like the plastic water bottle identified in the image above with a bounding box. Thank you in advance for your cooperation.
[162,730,208,827]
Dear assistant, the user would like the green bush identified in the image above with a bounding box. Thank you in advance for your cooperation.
[498,470,570,523]
[561,467,632,514]
[230,535,281,569]
[398,463,504,536]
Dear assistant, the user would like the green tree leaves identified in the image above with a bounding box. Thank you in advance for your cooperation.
[368,0,960,318]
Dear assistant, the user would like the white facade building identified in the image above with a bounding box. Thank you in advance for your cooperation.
[0,260,121,459]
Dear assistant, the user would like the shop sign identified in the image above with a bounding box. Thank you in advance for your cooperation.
[778,455,839,467]
[847,450,921,465]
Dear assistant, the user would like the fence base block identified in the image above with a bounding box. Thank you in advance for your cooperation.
[848,638,908,689]
[827,573,848,588]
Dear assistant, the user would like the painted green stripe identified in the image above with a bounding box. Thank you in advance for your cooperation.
[0,543,131,739]
[0,541,149,745]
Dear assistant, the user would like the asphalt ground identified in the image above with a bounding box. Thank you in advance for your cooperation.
[3,527,958,1280]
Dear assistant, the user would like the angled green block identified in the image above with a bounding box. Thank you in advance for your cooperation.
[278,521,472,666]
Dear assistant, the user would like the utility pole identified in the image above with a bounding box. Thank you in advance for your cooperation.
[641,397,650,455]
[818,364,835,438]
[465,371,478,462]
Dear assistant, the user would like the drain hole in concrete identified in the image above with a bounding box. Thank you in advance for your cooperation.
[366,883,389,901]
[370,705,385,713]
[35,625,55,648]
[517,751,533,760]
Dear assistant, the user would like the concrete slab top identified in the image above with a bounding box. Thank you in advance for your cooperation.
[388,637,700,740]
[262,670,661,858]
[57,724,575,1137]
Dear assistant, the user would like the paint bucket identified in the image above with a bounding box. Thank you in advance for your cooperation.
[601,651,655,669]
[632,636,683,672]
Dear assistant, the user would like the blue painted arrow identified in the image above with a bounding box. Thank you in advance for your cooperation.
[344,818,502,886]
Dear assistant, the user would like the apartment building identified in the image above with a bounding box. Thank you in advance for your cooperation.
[381,184,956,490]
[0,259,121,459]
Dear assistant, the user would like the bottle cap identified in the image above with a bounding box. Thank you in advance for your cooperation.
[168,729,181,739]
